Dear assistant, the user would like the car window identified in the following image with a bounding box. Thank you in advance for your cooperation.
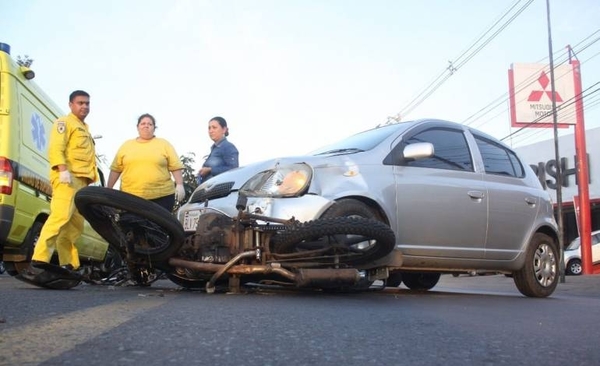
[404,128,473,171]
[566,239,580,250]
[567,233,600,249]
[474,136,525,178]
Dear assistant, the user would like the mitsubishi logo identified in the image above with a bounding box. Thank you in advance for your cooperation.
[528,71,563,102]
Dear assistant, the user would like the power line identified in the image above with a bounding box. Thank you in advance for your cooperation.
[508,90,600,146]
[462,29,600,129]
[500,82,600,142]
[391,0,535,122]
[453,1,533,70]
[463,49,571,126]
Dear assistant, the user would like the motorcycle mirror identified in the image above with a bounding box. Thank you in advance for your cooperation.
[236,192,248,211]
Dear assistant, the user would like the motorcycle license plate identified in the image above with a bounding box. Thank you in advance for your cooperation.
[182,210,202,231]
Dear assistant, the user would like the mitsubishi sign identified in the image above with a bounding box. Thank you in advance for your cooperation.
[508,63,578,128]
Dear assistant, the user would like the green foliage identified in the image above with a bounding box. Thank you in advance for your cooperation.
[180,152,198,189]
[178,152,199,205]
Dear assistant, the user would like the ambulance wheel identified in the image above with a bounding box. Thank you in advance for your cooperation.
[4,221,45,277]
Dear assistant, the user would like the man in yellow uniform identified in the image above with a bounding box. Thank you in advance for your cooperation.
[30,90,98,273]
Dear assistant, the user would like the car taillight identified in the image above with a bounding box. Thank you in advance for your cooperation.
[0,157,14,195]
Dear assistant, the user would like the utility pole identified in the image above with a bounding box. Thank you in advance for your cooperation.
[545,0,565,282]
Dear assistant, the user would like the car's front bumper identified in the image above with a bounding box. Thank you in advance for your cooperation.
[177,192,334,232]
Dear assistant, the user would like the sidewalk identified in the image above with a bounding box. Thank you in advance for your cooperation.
[554,273,600,297]
[435,273,600,298]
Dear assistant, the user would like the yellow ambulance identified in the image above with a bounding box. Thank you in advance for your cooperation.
[0,42,108,275]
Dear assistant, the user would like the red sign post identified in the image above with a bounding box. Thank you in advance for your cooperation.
[570,57,594,274]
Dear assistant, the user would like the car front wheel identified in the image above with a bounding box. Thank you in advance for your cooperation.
[566,258,582,276]
[402,272,441,290]
[386,272,403,287]
[513,233,559,297]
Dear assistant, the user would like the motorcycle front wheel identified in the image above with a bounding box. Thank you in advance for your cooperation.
[74,186,185,264]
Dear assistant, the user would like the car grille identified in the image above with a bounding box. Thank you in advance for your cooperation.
[189,182,234,204]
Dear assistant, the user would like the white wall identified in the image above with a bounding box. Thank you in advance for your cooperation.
[514,126,600,204]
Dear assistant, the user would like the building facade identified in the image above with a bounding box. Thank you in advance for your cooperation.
[514,126,600,243]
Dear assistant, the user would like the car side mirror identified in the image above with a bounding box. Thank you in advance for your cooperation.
[403,142,434,161]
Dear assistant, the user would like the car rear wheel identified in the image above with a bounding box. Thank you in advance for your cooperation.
[513,232,558,298]
[566,258,582,275]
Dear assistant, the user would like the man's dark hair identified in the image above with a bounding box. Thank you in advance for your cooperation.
[69,90,90,102]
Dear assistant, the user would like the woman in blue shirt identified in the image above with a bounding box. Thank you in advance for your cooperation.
[197,116,239,183]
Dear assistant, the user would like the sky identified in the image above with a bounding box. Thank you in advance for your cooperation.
[3,0,600,172]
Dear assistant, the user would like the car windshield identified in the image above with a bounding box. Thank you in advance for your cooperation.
[566,239,581,251]
[309,122,412,155]
[565,231,600,251]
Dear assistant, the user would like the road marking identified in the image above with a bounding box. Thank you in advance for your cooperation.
[0,295,169,365]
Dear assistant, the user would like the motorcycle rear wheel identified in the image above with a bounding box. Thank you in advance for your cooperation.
[74,186,185,264]
[272,216,395,265]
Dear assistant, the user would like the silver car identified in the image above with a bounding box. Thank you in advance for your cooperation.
[564,230,600,275]
[177,119,560,297]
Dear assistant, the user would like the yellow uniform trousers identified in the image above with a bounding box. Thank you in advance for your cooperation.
[31,176,89,269]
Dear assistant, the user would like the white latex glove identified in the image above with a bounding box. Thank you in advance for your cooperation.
[59,170,72,184]
[175,184,186,202]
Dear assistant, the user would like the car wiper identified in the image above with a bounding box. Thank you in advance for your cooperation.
[314,148,365,155]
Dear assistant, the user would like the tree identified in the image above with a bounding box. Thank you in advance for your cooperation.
[177,152,199,207]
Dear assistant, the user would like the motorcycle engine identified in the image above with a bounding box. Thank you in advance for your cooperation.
[179,211,235,264]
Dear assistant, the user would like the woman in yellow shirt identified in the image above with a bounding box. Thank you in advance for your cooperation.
[107,113,185,212]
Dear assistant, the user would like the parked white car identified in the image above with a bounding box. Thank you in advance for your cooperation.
[564,230,600,275]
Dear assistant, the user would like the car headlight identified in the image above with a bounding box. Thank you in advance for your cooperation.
[240,163,312,197]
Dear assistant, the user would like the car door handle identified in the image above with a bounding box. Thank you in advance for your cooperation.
[467,191,485,199]
[525,197,537,205]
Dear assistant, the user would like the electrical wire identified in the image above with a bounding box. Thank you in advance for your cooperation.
[500,82,600,142]
[462,42,600,148]
[391,0,535,121]
[462,29,600,130]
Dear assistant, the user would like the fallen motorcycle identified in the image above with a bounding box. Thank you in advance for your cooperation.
[18,186,399,292]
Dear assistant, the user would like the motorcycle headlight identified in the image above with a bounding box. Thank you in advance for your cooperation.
[240,163,312,197]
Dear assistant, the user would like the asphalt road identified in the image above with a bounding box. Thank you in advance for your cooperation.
[0,272,599,366]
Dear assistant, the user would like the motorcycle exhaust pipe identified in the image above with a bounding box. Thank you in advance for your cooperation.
[169,254,298,293]
[295,268,361,288]
[169,257,237,273]
[168,256,296,280]
[168,257,362,291]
